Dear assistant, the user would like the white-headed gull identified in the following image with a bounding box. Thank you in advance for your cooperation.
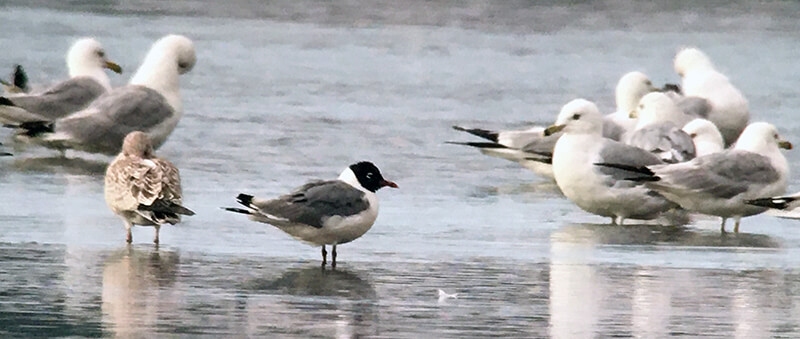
[10,34,195,155]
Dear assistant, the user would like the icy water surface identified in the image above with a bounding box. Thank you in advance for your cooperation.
[2,1,800,337]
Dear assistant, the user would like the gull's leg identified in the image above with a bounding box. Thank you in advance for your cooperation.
[733,217,741,233]
[610,217,617,225]
[332,245,337,269]
[125,220,133,243]
[153,225,161,244]
[720,218,727,233]
[321,245,327,267]
[619,217,626,226]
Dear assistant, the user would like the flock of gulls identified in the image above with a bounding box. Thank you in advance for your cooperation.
[0,35,798,267]
[0,34,397,267]
[450,47,799,233]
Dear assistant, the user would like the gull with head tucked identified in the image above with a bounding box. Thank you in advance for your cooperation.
[681,118,724,157]
[674,47,749,146]
[0,38,122,124]
[626,92,696,163]
[11,34,196,155]
[104,131,194,244]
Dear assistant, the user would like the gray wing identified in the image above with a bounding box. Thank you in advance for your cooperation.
[627,122,696,163]
[253,180,368,228]
[676,96,711,120]
[520,131,560,157]
[55,85,174,154]
[602,119,626,141]
[7,76,106,120]
[596,140,664,186]
[656,151,781,199]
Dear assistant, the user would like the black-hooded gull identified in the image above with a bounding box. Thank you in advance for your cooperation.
[224,161,397,268]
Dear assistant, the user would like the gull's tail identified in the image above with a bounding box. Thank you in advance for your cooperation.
[746,196,796,210]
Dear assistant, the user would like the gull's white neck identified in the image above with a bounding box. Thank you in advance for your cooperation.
[338,167,369,193]
[129,50,182,114]
[70,65,112,91]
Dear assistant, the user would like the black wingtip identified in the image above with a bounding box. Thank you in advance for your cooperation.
[451,126,499,142]
[0,97,15,107]
[236,193,254,207]
[15,120,54,137]
[221,207,252,215]
[745,197,794,210]
[594,162,660,181]
[445,141,508,149]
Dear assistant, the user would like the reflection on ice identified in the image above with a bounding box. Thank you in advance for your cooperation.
[101,246,180,337]
[552,223,780,248]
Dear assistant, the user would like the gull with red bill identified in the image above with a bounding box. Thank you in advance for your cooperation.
[224,161,397,268]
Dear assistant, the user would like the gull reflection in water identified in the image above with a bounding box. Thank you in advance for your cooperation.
[238,266,379,338]
[101,246,180,337]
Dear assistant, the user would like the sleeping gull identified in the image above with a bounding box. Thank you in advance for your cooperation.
[598,122,791,233]
[545,98,677,225]
[681,118,724,157]
[626,92,696,163]
[602,71,658,141]
[104,131,194,244]
[10,34,195,155]
[223,161,398,268]
[0,38,122,123]
[674,47,749,146]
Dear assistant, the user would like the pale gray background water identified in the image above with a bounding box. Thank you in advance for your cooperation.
[2,1,800,337]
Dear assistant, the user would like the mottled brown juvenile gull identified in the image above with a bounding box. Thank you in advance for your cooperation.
[0,38,121,124]
[598,122,791,233]
[104,131,194,244]
[12,35,196,155]
[224,161,398,268]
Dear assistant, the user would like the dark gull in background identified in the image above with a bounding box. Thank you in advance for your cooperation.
[681,118,724,157]
[0,38,122,124]
[598,122,791,233]
[0,64,30,94]
[104,131,194,244]
[674,47,749,146]
[224,161,398,268]
[626,92,696,163]
[545,98,678,225]
[10,34,196,155]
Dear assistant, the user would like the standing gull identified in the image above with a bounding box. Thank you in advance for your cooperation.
[0,38,122,123]
[1,64,29,94]
[224,161,398,268]
[674,47,749,146]
[598,122,791,233]
[11,34,196,155]
[626,92,696,163]
[104,131,194,244]
[545,99,677,225]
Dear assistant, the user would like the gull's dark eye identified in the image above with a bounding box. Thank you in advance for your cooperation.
[97,50,105,58]
[639,104,644,110]
[572,114,581,120]
[178,62,189,69]
[774,133,780,139]
[366,172,373,180]
[690,133,698,138]
[645,80,652,86]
